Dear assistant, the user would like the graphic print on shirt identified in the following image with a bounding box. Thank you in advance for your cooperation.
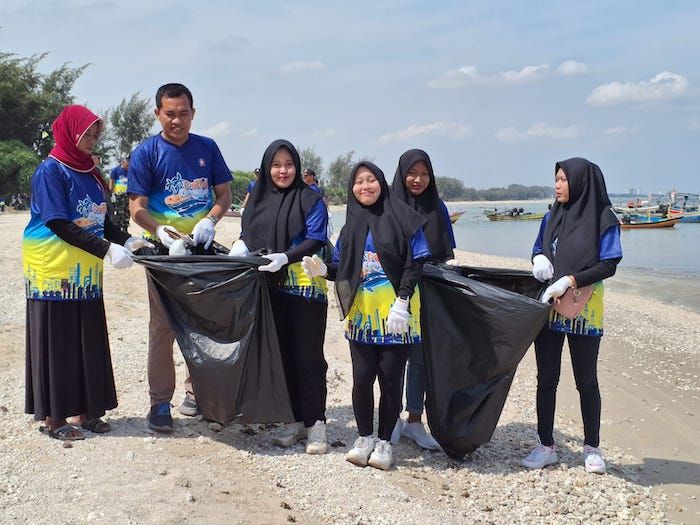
[163,172,211,217]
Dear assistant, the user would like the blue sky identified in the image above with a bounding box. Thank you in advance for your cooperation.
[2,0,699,193]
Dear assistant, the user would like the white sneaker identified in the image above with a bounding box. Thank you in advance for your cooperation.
[583,445,606,474]
[305,421,328,455]
[345,436,375,466]
[390,418,403,445]
[522,444,558,469]
[368,439,393,470]
[271,422,306,447]
[401,421,441,450]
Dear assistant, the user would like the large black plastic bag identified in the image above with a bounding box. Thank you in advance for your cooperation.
[135,255,294,425]
[420,264,550,459]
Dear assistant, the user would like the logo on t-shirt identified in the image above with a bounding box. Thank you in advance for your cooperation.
[163,172,210,216]
[198,158,206,168]
[73,194,106,235]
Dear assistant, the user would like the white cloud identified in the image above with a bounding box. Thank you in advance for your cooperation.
[239,128,258,137]
[603,126,628,136]
[558,60,589,76]
[311,128,344,139]
[495,123,580,143]
[376,122,471,144]
[428,64,549,89]
[279,60,325,75]
[587,71,688,106]
[201,121,232,139]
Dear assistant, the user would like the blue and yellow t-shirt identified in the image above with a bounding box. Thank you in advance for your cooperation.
[22,158,108,301]
[110,166,128,194]
[278,199,329,301]
[127,133,232,235]
[532,213,623,337]
[335,230,430,345]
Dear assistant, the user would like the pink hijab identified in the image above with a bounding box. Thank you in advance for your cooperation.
[48,105,107,191]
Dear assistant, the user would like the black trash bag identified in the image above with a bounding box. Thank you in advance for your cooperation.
[135,255,295,425]
[420,263,550,459]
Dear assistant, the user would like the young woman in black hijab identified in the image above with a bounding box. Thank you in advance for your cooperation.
[522,158,622,474]
[389,148,455,450]
[302,161,429,470]
[229,139,330,455]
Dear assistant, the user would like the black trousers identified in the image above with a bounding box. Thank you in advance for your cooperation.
[534,328,601,447]
[349,341,410,441]
[270,291,328,427]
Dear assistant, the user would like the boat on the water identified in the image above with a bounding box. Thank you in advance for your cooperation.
[484,208,544,221]
[619,217,680,229]
[449,210,465,224]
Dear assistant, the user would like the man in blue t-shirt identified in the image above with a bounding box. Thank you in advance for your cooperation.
[128,83,233,433]
[109,155,130,234]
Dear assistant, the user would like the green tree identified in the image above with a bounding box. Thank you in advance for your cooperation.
[0,140,41,195]
[298,146,323,180]
[230,170,255,205]
[435,176,466,200]
[0,52,88,156]
[326,150,355,189]
[104,93,154,162]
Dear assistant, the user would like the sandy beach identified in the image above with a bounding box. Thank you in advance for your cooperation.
[0,210,698,524]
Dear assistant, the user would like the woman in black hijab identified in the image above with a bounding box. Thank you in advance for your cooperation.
[306,161,429,470]
[230,139,330,455]
[522,158,622,474]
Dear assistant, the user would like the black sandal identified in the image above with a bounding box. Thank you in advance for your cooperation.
[40,424,86,441]
[81,418,111,434]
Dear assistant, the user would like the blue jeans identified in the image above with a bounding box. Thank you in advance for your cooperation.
[405,344,425,415]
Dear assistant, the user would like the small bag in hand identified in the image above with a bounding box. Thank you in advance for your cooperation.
[552,285,593,319]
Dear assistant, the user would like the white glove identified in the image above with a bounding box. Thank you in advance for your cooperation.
[191,217,216,249]
[228,239,250,257]
[239,207,245,216]
[258,252,289,272]
[156,225,178,248]
[301,254,327,278]
[106,243,133,269]
[124,236,155,253]
[386,297,410,335]
[169,238,192,256]
[541,276,573,303]
[532,254,554,282]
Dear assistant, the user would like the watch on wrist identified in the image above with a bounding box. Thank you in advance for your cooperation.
[207,215,219,226]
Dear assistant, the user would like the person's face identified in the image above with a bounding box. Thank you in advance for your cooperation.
[405,160,430,196]
[155,95,195,146]
[77,122,101,155]
[352,167,381,206]
[121,159,129,170]
[270,148,296,189]
[555,168,569,203]
[302,171,315,186]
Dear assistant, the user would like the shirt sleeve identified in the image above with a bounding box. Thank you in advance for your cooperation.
[531,212,550,258]
[31,162,72,224]
[209,141,233,185]
[599,224,623,260]
[303,199,328,242]
[410,227,431,260]
[126,144,152,197]
[440,201,457,248]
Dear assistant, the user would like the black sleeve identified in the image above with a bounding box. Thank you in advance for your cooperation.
[325,263,338,281]
[46,219,110,259]
[104,216,130,245]
[285,238,325,264]
[573,257,621,288]
[397,258,425,299]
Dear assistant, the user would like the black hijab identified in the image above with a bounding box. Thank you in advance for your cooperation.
[241,139,321,253]
[391,149,454,262]
[335,161,426,317]
[542,157,619,280]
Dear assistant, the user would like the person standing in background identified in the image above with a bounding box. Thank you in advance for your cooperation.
[109,155,131,234]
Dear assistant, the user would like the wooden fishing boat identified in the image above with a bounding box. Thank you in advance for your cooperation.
[668,208,700,223]
[619,217,680,229]
[449,210,465,224]
[484,208,544,221]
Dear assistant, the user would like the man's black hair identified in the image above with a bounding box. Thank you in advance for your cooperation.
[155,83,194,109]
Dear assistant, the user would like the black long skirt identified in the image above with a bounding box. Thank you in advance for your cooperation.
[25,299,118,421]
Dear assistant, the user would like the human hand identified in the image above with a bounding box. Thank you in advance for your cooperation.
[156,225,179,248]
[106,243,133,269]
[228,239,250,257]
[192,217,216,249]
[301,254,327,278]
[258,252,289,272]
[541,276,573,303]
[386,297,410,334]
[532,254,554,282]
[124,236,155,253]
